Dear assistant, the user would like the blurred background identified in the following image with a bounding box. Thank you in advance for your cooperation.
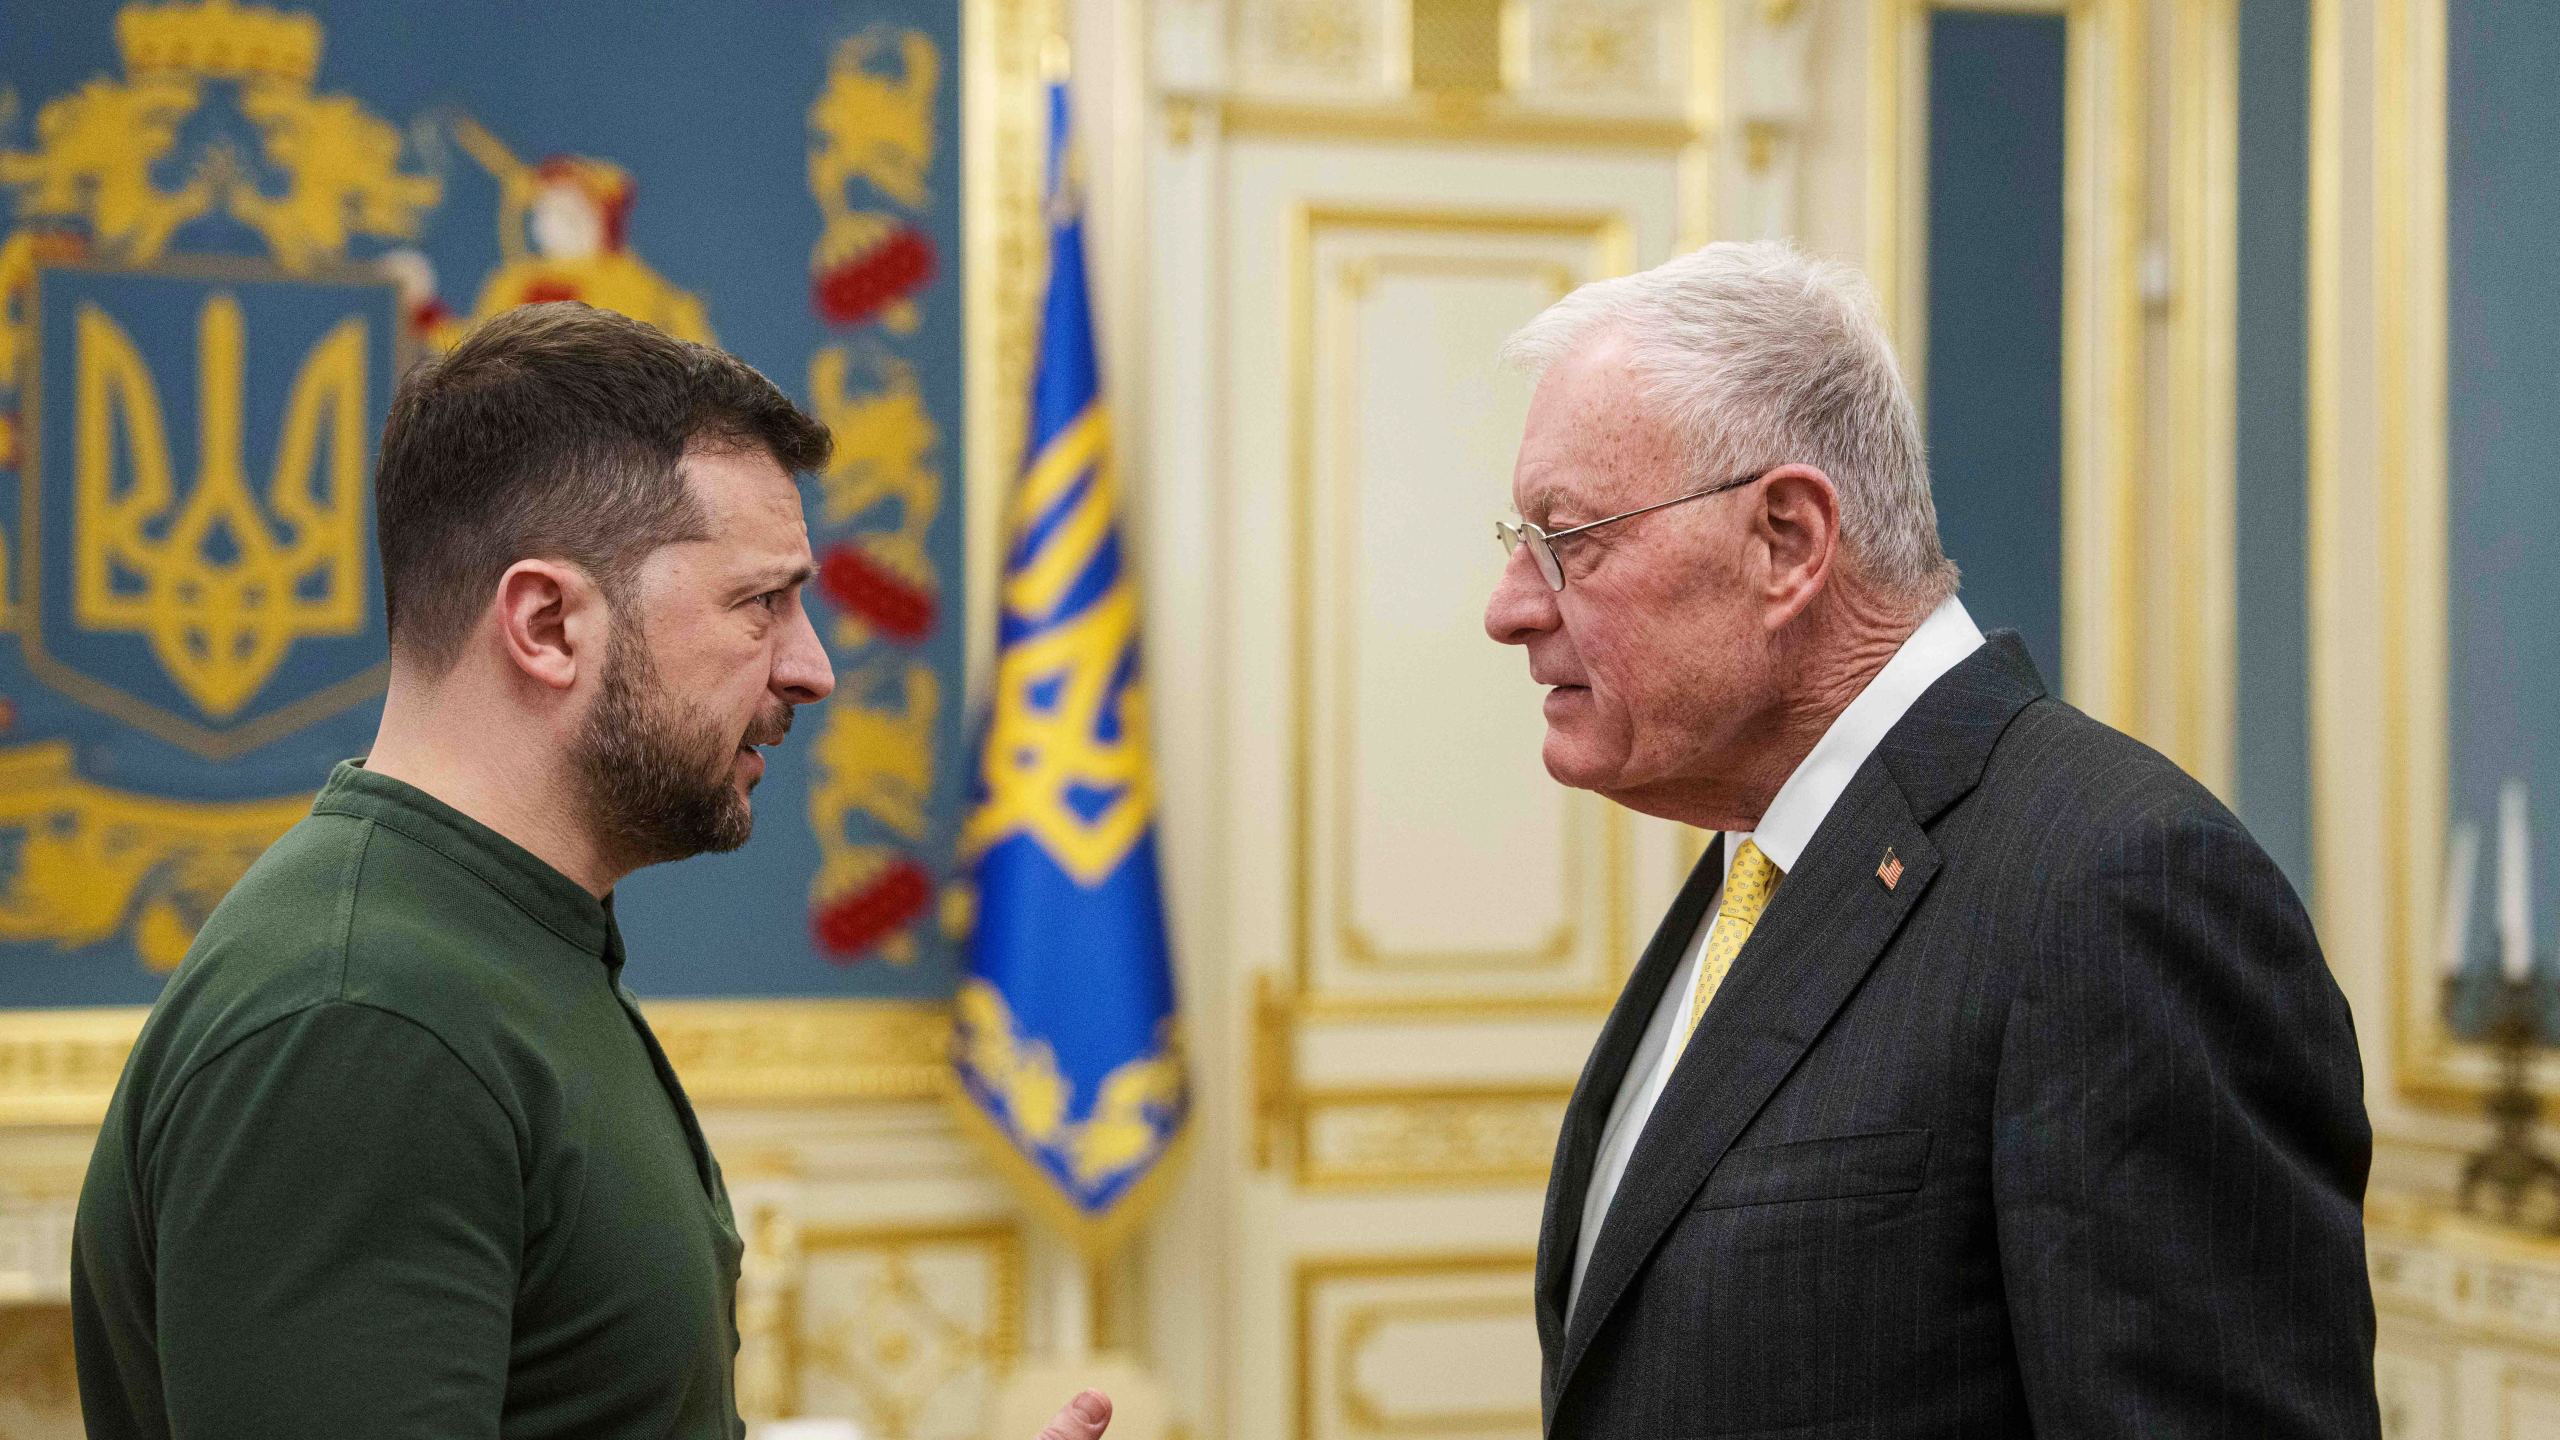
[0,0,2538,1435]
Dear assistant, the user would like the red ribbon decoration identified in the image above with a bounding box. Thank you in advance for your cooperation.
[819,543,936,642]
[811,857,935,961]
[811,225,937,329]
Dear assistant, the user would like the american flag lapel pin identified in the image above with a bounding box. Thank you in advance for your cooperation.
[1877,847,1904,891]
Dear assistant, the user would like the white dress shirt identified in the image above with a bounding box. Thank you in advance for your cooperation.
[1565,595,1986,1320]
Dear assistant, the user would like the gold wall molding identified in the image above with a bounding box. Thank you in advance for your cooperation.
[2348,0,2477,1108]
[1318,246,1600,982]
[2159,0,2241,797]
[0,999,953,1126]
[1338,1296,1539,1431]
[1251,976,1583,1180]
[1295,1251,1540,1440]
[1524,1,1669,95]
[0,1305,77,1414]
[649,999,952,1106]
[963,0,1065,686]
[790,1218,1026,1440]
[1252,0,1385,89]
[1211,94,1702,149]
[1411,0,1507,93]
[1219,0,1709,137]
[0,1007,151,1127]
[1287,202,1637,1020]
[1296,1082,1569,1189]
[1865,0,2151,733]
[2369,1195,2560,1360]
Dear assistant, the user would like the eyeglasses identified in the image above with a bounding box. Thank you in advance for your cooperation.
[1494,471,1766,592]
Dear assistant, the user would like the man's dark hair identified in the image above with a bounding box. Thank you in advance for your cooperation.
[374,302,832,671]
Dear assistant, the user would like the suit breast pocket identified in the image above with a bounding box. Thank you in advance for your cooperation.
[1692,1128,1932,1212]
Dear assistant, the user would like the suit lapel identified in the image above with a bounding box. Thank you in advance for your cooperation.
[1554,769,1940,1397]
[1548,630,2049,1411]
[1535,835,1727,1379]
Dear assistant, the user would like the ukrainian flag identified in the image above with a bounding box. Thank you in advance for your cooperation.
[953,70,1187,1253]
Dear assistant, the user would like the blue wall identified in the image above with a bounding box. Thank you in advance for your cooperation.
[1924,10,2069,686]
[2446,0,2560,950]
[2234,0,2313,895]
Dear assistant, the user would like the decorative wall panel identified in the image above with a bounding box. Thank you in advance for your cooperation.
[789,1220,1026,1440]
[0,0,970,1029]
[1290,206,1635,1018]
[1296,1254,1541,1440]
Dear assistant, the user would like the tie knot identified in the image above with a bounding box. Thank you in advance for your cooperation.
[1723,839,1781,923]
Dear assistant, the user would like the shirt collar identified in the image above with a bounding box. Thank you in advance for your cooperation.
[313,760,620,966]
[1734,595,1986,874]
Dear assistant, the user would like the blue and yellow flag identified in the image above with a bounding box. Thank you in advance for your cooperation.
[953,72,1187,1253]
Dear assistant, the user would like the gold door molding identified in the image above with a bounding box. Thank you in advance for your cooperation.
[1287,203,1637,1020]
[2157,0,2243,797]
[1865,0,2151,732]
[1249,201,1668,1188]
[2340,0,2482,1107]
[963,0,1063,666]
[1296,1252,1541,1440]
[1293,1080,1570,1189]
[1208,0,1714,152]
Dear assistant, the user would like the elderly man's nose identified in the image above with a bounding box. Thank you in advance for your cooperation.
[1485,545,1559,646]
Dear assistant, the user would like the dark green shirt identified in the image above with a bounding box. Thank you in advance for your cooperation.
[73,762,745,1439]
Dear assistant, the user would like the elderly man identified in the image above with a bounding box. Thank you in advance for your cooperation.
[72,304,1112,1440]
[1486,242,2378,1437]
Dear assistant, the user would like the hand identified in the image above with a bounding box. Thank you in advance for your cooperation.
[1035,1389,1112,1439]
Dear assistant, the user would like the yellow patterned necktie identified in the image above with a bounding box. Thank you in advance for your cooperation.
[1684,840,1782,1045]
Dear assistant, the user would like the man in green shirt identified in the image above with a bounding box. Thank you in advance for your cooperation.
[71,304,1114,1440]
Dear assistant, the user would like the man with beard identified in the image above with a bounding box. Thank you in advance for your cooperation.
[71,304,1116,1440]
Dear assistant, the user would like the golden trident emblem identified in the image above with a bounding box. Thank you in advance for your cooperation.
[72,288,369,719]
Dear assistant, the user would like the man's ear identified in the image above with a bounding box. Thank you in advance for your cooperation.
[494,559,604,692]
[1753,463,1841,630]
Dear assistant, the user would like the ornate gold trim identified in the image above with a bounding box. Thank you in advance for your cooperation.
[1867,0,2148,731]
[2357,0,2475,1107]
[2367,1193,2560,1357]
[1324,246,1593,979]
[963,0,1065,688]
[1294,1250,1538,1440]
[649,999,951,1105]
[0,999,952,1126]
[1213,95,1701,149]
[1410,0,1506,94]
[1680,0,1722,248]
[2160,0,2240,796]
[0,1007,149,1127]
[1287,201,1638,1019]
[1294,1081,1571,1190]
[1338,1294,1541,1431]
[791,1217,1028,1434]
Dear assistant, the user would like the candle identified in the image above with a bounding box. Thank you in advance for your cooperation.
[2500,779,2533,981]
[2442,820,2480,977]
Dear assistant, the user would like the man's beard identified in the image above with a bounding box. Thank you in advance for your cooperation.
[573,616,788,872]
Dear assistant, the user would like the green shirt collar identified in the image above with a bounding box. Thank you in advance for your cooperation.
[314,760,623,968]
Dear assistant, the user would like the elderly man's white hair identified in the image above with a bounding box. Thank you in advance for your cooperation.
[1502,239,1958,607]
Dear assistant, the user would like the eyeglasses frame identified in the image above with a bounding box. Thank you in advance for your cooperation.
[1494,469,1768,592]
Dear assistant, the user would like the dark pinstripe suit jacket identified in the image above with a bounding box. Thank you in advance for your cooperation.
[1534,633,2379,1438]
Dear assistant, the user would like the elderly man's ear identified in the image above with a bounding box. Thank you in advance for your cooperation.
[1036,1389,1112,1440]
[1750,462,1842,628]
